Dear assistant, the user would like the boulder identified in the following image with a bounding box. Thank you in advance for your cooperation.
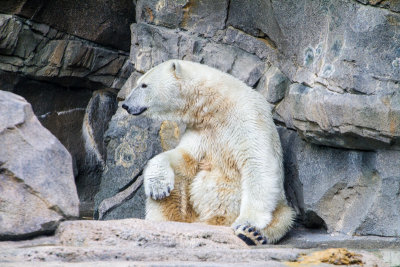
[94,99,184,219]
[0,0,135,51]
[279,127,400,237]
[0,14,131,216]
[0,90,79,240]
[93,106,163,220]
[78,89,118,217]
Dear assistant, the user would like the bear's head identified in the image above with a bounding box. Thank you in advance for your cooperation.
[122,60,189,120]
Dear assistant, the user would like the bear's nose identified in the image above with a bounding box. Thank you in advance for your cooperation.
[122,104,128,110]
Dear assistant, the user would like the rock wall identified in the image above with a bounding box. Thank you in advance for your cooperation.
[1,0,399,239]
[96,0,400,238]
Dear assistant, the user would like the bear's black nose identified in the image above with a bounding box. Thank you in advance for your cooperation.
[122,104,128,110]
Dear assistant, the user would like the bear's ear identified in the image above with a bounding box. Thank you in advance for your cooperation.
[171,61,182,79]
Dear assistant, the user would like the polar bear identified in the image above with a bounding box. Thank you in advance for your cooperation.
[122,60,295,245]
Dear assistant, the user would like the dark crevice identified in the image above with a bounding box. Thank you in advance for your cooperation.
[0,227,57,242]
[303,211,327,230]
[118,169,143,193]
[224,0,231,28]
[256,29,277,50]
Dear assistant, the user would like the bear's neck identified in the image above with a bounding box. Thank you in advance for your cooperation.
[183,88,235,130]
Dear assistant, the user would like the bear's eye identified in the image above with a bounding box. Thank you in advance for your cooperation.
[141,83,147,88]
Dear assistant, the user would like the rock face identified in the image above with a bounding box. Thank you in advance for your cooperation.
[280,127,400,237]
[91,0,400,239]
[0,91,79,240]
[0,0,135,51]
[0,15,129,89]
[1,0,400,243]
[94,90,184,219]
[132,0,400,150]
[78,90,118,217]
[94,109,162,220]
[0,12,132,216]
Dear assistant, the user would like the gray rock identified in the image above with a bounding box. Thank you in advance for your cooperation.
[227,0,284,50]
[136,0,229,37]
[256,66,290,104]
[225,0,400,150]
[0,90,79,240]
[0,0,135,51]
[279,127,400,237]
[94,101,185,219]
[0,15,130,90]
[131,23,264,87]
[280,227,400,250]
[0,14,129,216]
[94,108,163,219]
[222,26,277,61]
[78,89,118,218]
[0,70,119,217]
[355,0,400,13]
[0,220,391,266]
[275,83,400,150]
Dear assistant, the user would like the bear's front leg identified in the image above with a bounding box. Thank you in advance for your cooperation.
[143,153,175,200]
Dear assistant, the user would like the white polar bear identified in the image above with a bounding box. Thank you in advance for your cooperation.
[122,60,295,245]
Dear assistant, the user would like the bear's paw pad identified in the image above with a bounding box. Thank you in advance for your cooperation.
[147,179,173,200]
[234,225,268,246]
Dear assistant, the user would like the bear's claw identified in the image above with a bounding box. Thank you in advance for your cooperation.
[234,224,268,246]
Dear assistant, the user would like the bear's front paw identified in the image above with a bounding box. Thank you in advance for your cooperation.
[234,225,268,246]
[143,160,175,200]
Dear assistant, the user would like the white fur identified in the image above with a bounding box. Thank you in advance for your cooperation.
[124,60,292,243]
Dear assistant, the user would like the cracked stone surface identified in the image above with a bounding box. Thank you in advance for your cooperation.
[94,0,400,239]
[133,0,400,150]
[280,127,400,237]
[0,0,135,51]
[0,90,79,240]
[0,219,393,266]
[0,13,134,216]
[0,14,130,90]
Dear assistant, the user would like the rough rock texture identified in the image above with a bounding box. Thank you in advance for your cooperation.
[0,0,135,51]
[0,13,133,215]
[131,0,400,150]
[0,15,129,89]
[136,0,229,37]
[117,0,400,239]
[280,127,400,237]
[78,90,118,217]
[94,96,184,219]
[1,0,400,247]
[130,22,265,87]
[275,83,400,150]
[0,91,79,240]
[0,219,392,266]
[94,109,162,220]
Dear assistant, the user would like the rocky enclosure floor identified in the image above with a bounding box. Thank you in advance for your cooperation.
[0,219,399,266]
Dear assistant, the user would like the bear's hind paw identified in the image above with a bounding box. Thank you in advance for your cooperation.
[234,225,268,246]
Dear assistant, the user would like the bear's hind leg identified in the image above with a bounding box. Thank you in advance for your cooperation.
[234,200,296,245]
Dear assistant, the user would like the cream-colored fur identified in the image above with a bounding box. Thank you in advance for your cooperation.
[122,60,296,245]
